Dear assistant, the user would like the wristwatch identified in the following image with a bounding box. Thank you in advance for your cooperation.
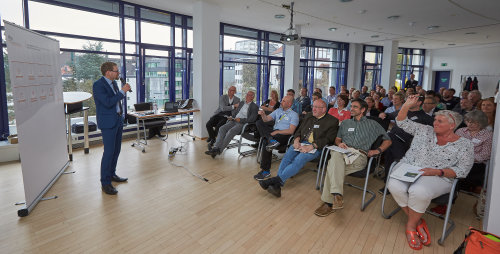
[439,169,444,176]
[376,148,383,154]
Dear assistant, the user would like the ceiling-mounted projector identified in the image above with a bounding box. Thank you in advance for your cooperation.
[280,2,302,45]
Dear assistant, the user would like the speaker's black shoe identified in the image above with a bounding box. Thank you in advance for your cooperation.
[102,184,118,195]
[210,148,220,158]
[111,175,128,182]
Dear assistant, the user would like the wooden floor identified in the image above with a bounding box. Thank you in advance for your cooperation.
[0,131,481,253]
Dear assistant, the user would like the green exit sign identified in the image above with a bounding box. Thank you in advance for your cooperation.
[441,63,448,66]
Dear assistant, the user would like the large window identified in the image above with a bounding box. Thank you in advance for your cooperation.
[300,39,349,97]
[220,24,284,104]
[0,0,193,136]
[396,48,425,90]
[361,45,383,90]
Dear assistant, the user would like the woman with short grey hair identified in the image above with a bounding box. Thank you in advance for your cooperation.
[434,110,463,130]
[387,97,474,250]
[455,110,492,193]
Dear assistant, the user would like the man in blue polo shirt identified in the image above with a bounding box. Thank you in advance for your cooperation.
[254,95,299,180]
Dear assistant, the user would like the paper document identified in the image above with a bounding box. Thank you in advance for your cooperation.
[326,145,351,154]
[390,162,424,182]
[294,143,317,154]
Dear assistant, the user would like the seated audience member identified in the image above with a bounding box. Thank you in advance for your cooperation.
[406,88,416,95]
[382,91,404,115]
[373,92,384,111]
[258,100,339,197]
[460,90,469,100]
[348,87,355,99]
[438,87,446,97]
[456,110,492,193]
[479,97,496,131]
[286,89,302,114]
[206,86,240,146]
[370,90,376,98]
[360,86,370,99]
[302,92,322,114]
[386,96,473,250]
[314,87,328,104]
[422,96,439,117]
[415,85,423,94]
[328,94,350,123]
[434,93,446,110]
[441,89,460,110]
[381,88,395,108]
[261,89,280,114]
[296,87,311,112]
[381,96,433,189]
[254,96,299,180]
[364,96,380,117]
[205,91,258,158]
[468,90,482,108]
[417,88,426,97]
[314,99,391,217]
[326,86,337,108]
[453,98,475,116]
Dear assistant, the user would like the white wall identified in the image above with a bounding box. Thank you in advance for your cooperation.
[427,43,500,97]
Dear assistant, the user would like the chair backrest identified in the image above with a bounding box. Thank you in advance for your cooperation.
[134,102,152,111]
[349,134,385,178]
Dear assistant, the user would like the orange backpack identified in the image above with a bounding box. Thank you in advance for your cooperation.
[454,227,500,254]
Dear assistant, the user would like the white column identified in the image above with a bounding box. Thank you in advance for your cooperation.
[284,26,301,93]
[192,1,219,139]
[380,40,398,90]
[484,94,500,235]
[422,50,433,91]
[346,43,362,89]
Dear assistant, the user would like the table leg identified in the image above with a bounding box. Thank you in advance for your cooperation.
[83,109,89,154]
[67,114,73,161]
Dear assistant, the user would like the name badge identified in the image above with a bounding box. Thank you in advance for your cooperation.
[410,116,418,120]
[471,138,481,144]
[313,125,320,128]
[348,128,355,132]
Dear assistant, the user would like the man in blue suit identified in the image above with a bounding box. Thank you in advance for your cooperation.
[93,62,131,195]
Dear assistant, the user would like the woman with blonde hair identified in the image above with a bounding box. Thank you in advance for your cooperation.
[261,90,280,114]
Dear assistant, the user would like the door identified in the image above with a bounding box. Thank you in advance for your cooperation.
[434,71,451,92]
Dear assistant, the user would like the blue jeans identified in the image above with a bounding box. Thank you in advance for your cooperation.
[277,144,322,185]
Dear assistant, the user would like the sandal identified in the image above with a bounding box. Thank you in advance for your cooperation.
[416,219,431,246]
[406,230,422,250]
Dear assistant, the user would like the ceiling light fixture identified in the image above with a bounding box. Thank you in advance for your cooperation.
[410,39,418,42]
[274,14,286,19]
[448,43,456,46]
[358,10,367,14]
[328,27,337,31]
[427,25,440,30]
[371,35,379,38]
[465,32,477,35]
[387,15,400,20]
[340,0,353,2]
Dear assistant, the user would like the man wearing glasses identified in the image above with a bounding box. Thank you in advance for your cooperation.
[206,86,240,148]
[258,99,339,197]
[93,62,131,195]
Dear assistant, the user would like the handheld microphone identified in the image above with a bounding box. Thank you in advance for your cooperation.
[119,77,132,93]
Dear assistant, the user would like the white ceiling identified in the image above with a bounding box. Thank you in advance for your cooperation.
[127,0,500,49]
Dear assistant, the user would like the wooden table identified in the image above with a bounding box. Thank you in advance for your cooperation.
[63,92,92,161]
[127,108,199,153]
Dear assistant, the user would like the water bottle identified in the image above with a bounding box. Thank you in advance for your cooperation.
[153,101,158,113]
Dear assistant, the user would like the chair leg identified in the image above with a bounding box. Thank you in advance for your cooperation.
[345,157,376,211]
[381,161,401,219]
[316,148,326,190]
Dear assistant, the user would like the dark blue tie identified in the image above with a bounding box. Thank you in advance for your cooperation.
[112,81,122,115]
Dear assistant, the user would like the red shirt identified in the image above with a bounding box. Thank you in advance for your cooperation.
[328,107,351,122]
